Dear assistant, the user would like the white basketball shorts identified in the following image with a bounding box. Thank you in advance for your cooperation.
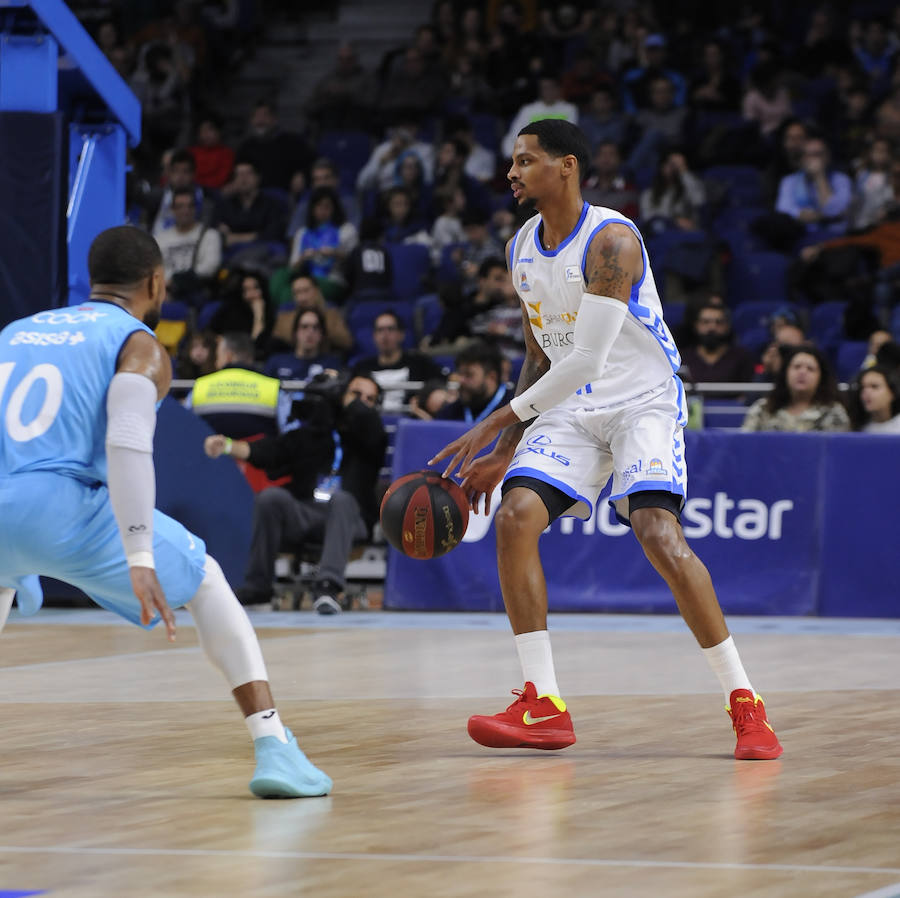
[503,376,688,523]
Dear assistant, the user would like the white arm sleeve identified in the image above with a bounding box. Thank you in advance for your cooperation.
[510,294,627,421]
[106,372,158,569]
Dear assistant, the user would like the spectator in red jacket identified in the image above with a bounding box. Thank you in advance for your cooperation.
[190,115,235,189]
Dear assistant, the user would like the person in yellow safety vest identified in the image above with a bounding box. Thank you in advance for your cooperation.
[188,331,281,438]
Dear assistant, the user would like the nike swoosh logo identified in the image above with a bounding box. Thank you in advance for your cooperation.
[261,710,276,719]
[522,711,562,725]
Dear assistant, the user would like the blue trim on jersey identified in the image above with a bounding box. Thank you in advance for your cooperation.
[508,227,521,270]
[503,465,593,513]
[580,217,646,288]
[533,202,589,257]
[673,376,688,427]
[627,297,681,373]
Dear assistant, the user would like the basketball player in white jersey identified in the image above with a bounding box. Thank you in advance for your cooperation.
[431,120,782,760]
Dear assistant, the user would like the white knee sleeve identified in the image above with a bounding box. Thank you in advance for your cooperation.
[186,556,269,689]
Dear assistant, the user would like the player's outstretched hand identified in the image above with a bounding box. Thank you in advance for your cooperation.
[130,566,176,642]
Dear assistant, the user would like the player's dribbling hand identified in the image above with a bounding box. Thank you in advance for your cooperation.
[429,416,497,480]
[130,567,176,642]
[429,406,518,480]
[460,450,509,513]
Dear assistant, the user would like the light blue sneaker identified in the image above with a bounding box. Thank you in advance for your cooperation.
[249,727,333,798]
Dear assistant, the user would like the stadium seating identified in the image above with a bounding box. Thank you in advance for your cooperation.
[731,300,787,339]
[702,398,749,430]
[835,340,868,382]
[414,293,443,344]
[316,130,372,193]
[809,301,847,349]
[197,299,222,332]
[386,243,432,301]
[703,165,765,208]
[346,299,415,357]
[726,251,790,306]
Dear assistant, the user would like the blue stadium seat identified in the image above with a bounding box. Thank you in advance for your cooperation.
[644,231,712,279]
[726,251,790,306]
[316,131,372,193]
[835,341,868,382]
[702,398,749,430]
[437,242,464,283]
[431,353,456,375]
[809,301,846,348]
[731,301,787,339]
[414,293,443,343]
[196,300,221,331]
[890,305,900,342]
[345,300,414,357]
[737,325,771,356]
[714,206,769,256]
[386,243,432,301]
[703,165,764,207]
[160,300,190,321]
[662,301,685,331]
[470,113,501,152]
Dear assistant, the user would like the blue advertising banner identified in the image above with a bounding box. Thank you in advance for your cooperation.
[818,434,900,617]
[384,422,899,617]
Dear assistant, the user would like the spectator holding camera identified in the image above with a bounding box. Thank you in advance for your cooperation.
[204,374,386,613]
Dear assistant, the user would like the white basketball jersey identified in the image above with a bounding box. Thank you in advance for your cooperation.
[510,203,680,409]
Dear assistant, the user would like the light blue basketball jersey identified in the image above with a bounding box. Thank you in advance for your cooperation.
[0,301,207,625]
[0,301,152,483]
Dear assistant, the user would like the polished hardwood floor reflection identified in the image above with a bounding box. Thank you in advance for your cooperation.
[1,611,899,898]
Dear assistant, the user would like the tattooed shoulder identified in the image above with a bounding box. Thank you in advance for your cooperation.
[583,223,641,300]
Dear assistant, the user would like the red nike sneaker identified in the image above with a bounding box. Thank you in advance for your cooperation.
[727,689,783,760]
[468,682,576,750]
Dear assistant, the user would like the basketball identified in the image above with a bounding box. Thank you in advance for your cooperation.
[380,470,470,560]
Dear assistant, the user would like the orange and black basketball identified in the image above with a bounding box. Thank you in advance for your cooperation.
[380,470,470,560]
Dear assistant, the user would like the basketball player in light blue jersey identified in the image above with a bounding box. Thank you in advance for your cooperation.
[0,225,331,798]
[432,120,782,760]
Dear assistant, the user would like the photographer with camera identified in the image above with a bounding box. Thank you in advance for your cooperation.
[204,373,387,613]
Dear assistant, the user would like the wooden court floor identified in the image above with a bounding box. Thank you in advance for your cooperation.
[1,609,899,898]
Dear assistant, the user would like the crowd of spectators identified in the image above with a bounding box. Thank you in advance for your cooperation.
[75,1,900,430]
[69,0,900,606]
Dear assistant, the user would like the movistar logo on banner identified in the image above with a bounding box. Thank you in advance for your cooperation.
[570,492,794,541]
[464,490,794,543]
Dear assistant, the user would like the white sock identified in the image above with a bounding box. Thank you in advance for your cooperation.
[702,636,754,702]
[514,630,561,697]
[246,709,288,743]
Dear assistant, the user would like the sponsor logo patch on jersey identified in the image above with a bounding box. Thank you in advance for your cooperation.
[564,265,583,284]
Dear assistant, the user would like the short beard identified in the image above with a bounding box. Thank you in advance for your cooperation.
[143,309,161,330]
[516,197,538,222]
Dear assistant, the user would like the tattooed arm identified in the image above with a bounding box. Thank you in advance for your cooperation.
[492,298,550,458]
[505,223,640,419]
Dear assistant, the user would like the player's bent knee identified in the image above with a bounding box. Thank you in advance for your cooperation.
[494,495,547,542]
[632,508,687,564]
